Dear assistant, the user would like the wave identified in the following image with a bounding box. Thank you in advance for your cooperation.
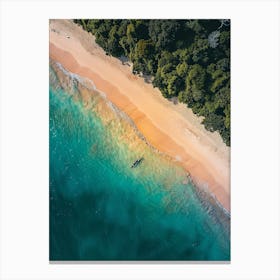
[55,61,97,91]
[50,60,165,155]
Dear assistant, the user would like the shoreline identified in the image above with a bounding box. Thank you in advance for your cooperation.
[51,59,230,218]
[49,19,230,212]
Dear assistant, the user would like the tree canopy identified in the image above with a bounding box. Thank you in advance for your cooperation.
[74,19,230,146]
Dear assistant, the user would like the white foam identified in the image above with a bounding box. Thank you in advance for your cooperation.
[55,62,97,91]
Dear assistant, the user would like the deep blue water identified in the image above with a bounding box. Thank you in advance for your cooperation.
[49,63,230,261]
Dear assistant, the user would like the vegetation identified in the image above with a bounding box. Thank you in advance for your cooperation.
[74,19,230,145]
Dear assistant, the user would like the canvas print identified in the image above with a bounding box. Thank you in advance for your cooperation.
[49,19,230,261]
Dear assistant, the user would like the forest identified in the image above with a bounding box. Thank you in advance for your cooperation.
[73,19,230,146]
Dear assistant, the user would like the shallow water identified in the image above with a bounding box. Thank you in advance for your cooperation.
[49,62,230,261]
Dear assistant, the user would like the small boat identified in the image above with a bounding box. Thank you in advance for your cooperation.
[131,157,144,168]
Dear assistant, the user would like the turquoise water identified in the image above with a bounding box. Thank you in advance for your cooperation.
[49,62,230,261]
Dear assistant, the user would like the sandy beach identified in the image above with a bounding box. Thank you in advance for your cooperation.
[49,19,230,212]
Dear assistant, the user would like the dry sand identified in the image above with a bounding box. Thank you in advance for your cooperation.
[49,19,230,212]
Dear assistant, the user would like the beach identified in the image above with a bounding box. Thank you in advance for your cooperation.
[49,19,230,212]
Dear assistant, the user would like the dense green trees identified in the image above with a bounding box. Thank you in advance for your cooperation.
[74,19,230,146]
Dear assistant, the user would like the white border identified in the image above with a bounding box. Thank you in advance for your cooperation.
[1,0,280,279]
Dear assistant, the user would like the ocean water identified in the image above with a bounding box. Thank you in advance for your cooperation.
[49,61,230,261]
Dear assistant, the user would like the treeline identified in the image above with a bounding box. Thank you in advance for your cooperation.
[73,19,230,146]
